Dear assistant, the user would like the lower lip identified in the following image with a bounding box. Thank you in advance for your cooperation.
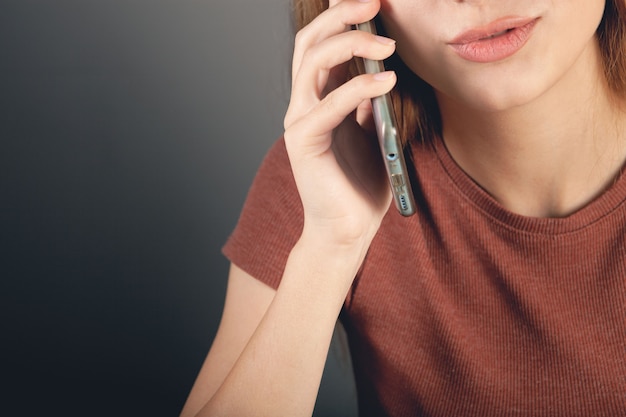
[449,19,538,63]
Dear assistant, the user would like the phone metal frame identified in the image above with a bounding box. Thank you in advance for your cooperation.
[356,20,416,216]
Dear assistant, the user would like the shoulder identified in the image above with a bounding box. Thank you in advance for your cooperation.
[223,137,303,290]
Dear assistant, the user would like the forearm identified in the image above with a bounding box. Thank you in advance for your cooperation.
[197,235,367,417]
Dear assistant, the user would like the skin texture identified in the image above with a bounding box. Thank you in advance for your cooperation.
[180,0,626,416]
[381,0,626,217]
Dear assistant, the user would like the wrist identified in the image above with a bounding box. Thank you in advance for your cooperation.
[280,229,370,305]
[300,212,379,250]
[298,225,371,269]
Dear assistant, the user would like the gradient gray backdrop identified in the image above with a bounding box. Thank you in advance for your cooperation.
[2,1,357,415]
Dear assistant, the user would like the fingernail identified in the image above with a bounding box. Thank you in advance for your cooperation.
[373,71,394,81]
[375,35,395,45]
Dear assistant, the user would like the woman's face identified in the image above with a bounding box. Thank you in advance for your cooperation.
[380,0,607,112]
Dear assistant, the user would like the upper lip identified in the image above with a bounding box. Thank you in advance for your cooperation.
[449,16,539,45]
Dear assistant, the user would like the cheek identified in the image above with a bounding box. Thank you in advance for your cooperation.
[551,0,605,42]
[380,17,464,107]
[379,3,449,80]
[395,39,452,92]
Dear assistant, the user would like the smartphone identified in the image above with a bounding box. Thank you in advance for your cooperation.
[356,20,416,217]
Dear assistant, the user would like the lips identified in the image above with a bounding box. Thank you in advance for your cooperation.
[448,17,540,63]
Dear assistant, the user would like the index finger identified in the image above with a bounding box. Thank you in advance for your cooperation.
[291,0,380,87]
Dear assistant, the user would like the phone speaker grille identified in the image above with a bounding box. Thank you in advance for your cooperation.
[399,195,408,211]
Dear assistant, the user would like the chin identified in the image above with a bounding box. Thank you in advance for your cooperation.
[405,53,550,115]
[463,89,541,113]
[437,73,549,114]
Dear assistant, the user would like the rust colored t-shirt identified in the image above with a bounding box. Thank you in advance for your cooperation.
[223,136,626,416]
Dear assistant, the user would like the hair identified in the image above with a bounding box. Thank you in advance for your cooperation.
[292,0,626,145]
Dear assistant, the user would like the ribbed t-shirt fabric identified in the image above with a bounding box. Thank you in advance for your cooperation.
[222,136,626,416]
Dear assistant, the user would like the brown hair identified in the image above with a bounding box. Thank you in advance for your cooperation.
[292,0,626,145]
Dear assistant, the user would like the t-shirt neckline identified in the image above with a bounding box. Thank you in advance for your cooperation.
[429,134,626,235]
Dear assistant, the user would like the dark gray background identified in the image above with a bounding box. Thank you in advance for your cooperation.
[2,0,356,415]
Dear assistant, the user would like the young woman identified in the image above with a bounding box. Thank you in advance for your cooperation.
[181,0,626,415]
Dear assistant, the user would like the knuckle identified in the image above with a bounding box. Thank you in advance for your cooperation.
[301,46,322,68]
[283,125,295,144]
[321,91,342,116]
[283,112,293,131]
[283,120,301,146]
[294,27,312,50]
[300,47,313,65]
[348,30,368,50]
[284,105,301,131]
[284,100,310,132]
[348,75,370,98]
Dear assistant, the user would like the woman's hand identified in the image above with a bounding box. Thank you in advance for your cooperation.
[283,0,397,248]
[180,5,399,416]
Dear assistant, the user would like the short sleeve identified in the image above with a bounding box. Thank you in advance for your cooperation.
[222,137,304,290]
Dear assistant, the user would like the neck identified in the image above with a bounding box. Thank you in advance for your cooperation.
[438,40,626,218]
